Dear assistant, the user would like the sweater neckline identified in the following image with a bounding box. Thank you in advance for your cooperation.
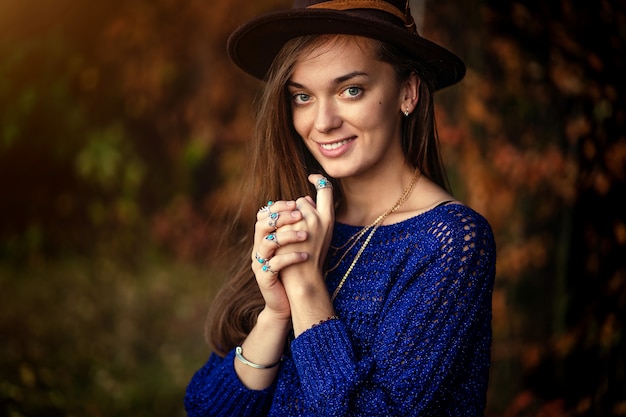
[334,201,463,231]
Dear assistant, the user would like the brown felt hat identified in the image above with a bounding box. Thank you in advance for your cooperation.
[227,0,466,90]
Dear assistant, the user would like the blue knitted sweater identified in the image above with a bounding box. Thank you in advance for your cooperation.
[185,204,496,416]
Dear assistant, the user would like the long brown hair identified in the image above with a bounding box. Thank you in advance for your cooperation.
[205,34,451,356]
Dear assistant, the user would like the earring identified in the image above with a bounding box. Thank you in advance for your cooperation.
[404,107,410,117]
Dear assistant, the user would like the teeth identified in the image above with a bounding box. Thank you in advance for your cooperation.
[320,138,351,150]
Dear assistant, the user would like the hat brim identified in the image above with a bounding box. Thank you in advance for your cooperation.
[227,8,466,90]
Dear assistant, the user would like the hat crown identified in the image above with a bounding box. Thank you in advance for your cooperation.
[293,0,407,9]
[293,0,415,31]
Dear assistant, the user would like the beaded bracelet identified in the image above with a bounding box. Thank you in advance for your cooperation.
[310,315,340,329]
[235,346,281,369]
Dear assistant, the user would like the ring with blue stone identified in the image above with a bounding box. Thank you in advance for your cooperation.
[268,212,279,228]
[254,252,266,264]
[315,177,332,190]
[262,261,277,274]
[265,233,280,247]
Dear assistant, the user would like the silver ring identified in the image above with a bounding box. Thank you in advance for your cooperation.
[265,233,280,247]
[257,200,274,215]
[268,212,279,228]
[254,252,266,264]
[262,261,277,274]
[315,177,332,190]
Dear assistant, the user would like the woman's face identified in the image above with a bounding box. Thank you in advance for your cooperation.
[288,36,413,180]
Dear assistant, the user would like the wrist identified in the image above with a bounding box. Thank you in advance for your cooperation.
[235,308,291,390]
[288,292,335,337]
[258,308,292,332]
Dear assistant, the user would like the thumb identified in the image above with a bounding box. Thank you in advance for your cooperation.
[308,174,334,222]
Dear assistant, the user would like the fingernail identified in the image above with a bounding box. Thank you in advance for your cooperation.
[300,252,309,260]
[291,211,301,218]
[296,231,307,239]
[286,201,296,208]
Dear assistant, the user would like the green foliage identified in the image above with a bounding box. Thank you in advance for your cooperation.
[0,257,217,416]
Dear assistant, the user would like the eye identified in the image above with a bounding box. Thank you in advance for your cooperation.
[342,86,363,99]
[292,93,311,105]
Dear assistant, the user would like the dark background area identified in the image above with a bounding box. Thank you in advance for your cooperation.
[0,0,624,415]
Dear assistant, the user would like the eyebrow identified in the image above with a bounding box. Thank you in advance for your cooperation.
[287,71,369,89]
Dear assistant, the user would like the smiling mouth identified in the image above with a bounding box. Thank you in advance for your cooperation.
[319,138,354,150]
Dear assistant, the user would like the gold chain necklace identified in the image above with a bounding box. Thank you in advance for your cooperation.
[329,168,421,302]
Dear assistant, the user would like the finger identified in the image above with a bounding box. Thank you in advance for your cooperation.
[253,230,307,263]
[308,174,335,221]
[255,209,303,241]
[271,230,306,249]
[256,200,297,220]
[254,252,309,275]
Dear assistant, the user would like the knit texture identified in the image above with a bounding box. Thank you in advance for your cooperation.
[185,204,496,416]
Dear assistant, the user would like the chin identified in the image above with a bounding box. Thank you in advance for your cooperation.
[317,166,353,180]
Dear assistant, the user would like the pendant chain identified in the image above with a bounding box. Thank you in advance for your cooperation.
[328,169,422,302]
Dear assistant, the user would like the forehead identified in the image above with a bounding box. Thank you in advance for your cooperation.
[291,35,382,77]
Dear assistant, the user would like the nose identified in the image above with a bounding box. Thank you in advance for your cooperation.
[313,99,342,133]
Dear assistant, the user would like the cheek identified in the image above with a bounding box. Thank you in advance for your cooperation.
[292,113,317,153]
[291,111,309,139]
[351,103,386,130]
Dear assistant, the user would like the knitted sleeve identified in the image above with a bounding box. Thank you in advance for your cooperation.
[184,350,275,417]
[290,208,496,416]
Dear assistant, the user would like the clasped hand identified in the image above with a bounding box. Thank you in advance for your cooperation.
[251,174,335,327]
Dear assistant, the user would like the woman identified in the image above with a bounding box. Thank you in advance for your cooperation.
[185,1,495,416]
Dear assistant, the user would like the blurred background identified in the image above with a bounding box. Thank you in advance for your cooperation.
[0,0,624,415]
